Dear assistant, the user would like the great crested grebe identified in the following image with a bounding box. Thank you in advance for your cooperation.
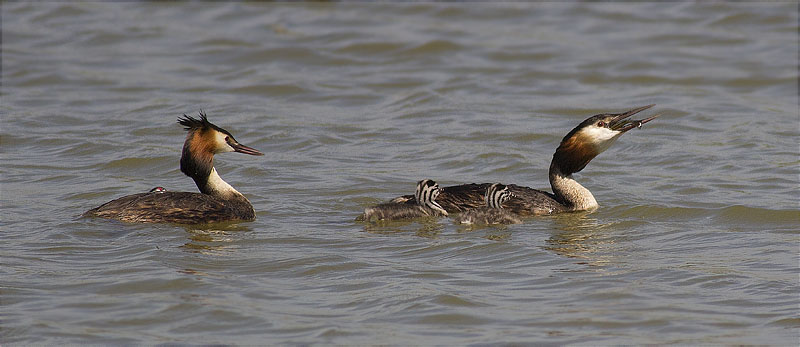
[84,112,264,224]
[454,183,523,225]
[356,179,449,221]
[376,105,660,217]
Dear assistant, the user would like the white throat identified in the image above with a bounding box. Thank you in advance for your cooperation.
[205,167,241,198]
[579,126,623,154]
[549,164,598,211]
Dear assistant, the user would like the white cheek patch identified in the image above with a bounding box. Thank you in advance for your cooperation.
[581,126,617,141]
[214,132,235,153]
[579,126,622,153]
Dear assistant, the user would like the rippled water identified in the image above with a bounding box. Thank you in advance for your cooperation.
[2,2,798,345]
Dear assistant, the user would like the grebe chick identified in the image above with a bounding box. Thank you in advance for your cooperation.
[84,112,264,224]
[386,105,661,216]
[454,183,523,225]
[356,179,449,221]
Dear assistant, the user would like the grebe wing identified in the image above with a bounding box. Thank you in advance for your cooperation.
[84,192,158,217]
[85,191,233,224]
[436,183,491,212]
[503,184,565,216]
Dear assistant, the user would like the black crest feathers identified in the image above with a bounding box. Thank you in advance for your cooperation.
[178,111,211,131]
[177,111,231,136]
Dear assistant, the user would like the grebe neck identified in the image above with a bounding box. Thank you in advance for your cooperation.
[548,161,598,211]
[194,166,244,199]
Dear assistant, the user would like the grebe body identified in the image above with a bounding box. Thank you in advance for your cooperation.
[357,179,448,221]
[84,113,263,224]
[383,105,660,217]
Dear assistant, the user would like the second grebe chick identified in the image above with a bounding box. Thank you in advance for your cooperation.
[356,179,449,221]
[84,112,264,224]
[454,183,523,225]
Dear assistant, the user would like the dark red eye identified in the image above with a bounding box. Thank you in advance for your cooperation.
[597,121,605,127]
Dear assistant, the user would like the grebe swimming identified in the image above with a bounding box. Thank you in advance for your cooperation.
[356,179,449,221]
[454,183,523,225]
[378,105,660,216]
[84,112,263,224]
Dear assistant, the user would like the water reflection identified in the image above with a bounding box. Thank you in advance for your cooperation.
[454,222,514,241]
[543,212,621,267]
[359,217,445,238]
[178,268,209,277]
[179,224,251,255]
[483,228,513,242]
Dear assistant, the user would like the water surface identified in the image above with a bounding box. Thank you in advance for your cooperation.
[2,3,798,344]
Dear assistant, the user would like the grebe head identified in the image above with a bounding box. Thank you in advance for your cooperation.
[178,112,263,179]
[485,183,513,209]
[149,186,167,193]
[415,179,448,216]
[553,104,660,175]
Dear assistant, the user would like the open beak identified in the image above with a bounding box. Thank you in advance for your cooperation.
[231,141,264,156]
[609,104,660,132]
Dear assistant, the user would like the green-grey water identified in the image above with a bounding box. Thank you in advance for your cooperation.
[2,2,799,345]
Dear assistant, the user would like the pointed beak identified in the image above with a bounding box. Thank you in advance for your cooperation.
[608,104,660,132]
[231,141,264,156]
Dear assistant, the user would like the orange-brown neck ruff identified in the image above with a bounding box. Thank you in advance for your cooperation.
[551,130,603,176]
[180,130,216,194]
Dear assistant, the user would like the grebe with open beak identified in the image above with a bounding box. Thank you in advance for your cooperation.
[367,105,660,218]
